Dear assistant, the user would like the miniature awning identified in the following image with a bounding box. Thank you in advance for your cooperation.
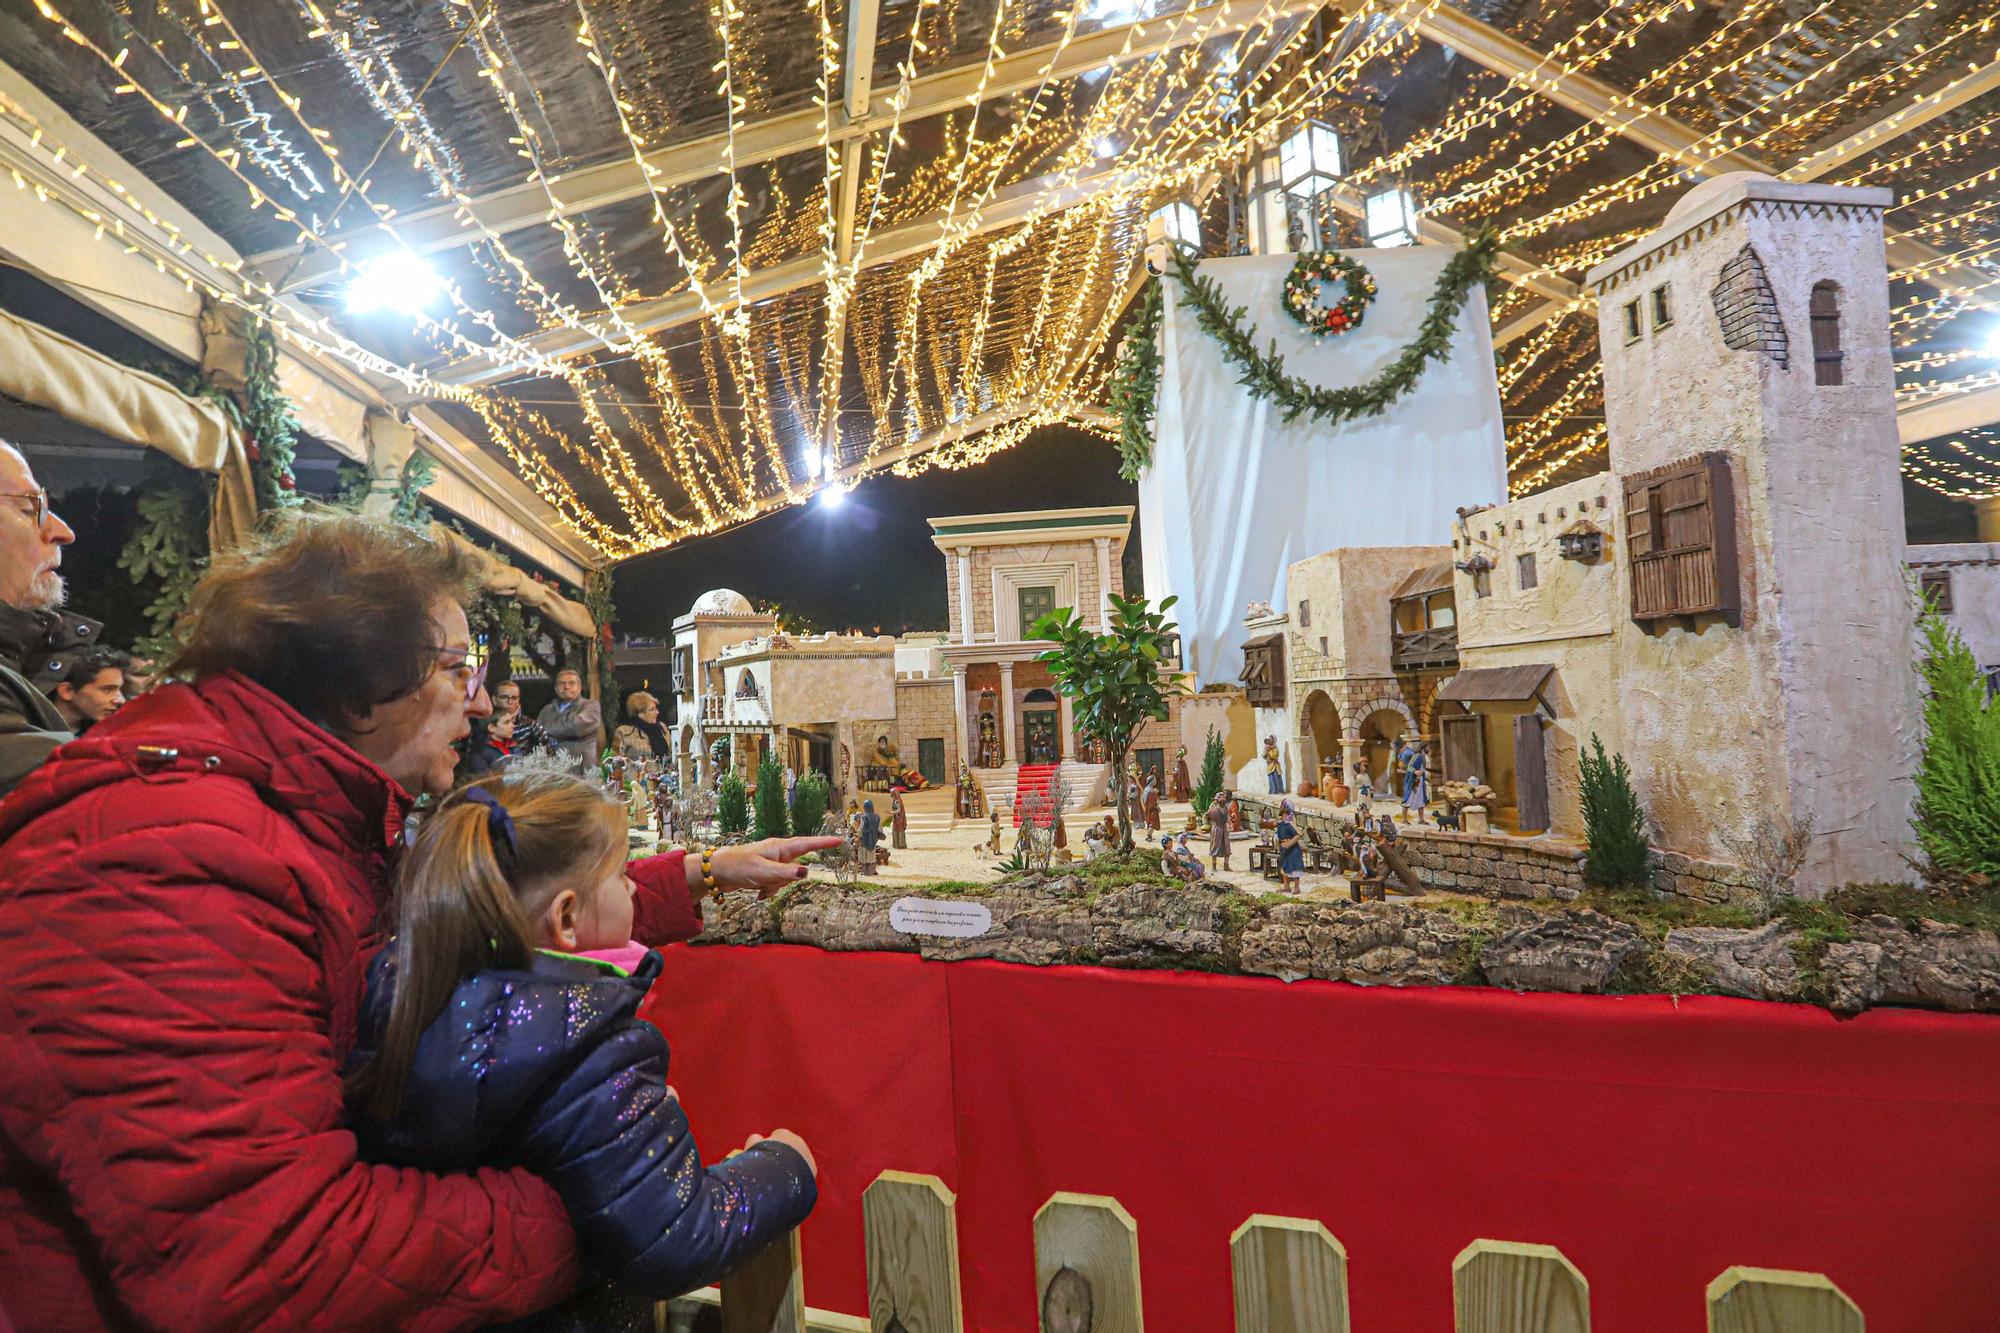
[1391,560,1456,601]
[1240,632,1284,652]
[1435,664,1555,703]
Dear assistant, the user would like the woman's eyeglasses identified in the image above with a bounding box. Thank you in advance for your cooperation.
[420,646,489,704]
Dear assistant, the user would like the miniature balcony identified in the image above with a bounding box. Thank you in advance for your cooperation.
[1391,625,1459,671]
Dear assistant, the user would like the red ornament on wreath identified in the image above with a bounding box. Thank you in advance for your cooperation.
[1281,250,1376,339]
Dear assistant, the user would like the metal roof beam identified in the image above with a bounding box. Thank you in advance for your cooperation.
[248,0,1322,296]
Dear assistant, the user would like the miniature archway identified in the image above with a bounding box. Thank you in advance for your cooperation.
[1349,697,1417,794]
[1299,689,1341,780]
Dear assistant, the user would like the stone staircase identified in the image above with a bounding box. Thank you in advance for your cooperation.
[973,760,1108,822]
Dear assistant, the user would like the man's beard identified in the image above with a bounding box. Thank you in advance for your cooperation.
[27,570,66,612]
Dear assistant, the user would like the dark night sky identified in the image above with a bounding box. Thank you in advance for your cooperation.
[614,424,1145,638]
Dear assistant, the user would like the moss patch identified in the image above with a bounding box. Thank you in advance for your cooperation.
[1827,881,2000,932]
[1576,887,1762,940]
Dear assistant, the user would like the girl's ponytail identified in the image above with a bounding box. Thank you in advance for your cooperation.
[347,785,534,1119]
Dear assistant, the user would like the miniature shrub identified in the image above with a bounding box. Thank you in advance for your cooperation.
[1913,606,2000,881]
[717,773,749,836]
[752,752,789,840]
[789,771,830,840]
[1192,726,1227,818]
[1580,733,1650,888]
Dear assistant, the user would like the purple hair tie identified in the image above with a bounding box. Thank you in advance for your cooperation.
[463,786,518,857]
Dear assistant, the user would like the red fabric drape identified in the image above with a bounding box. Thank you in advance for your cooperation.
[644,945,2000,1330]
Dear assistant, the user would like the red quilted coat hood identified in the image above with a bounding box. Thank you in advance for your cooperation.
[0,671,579,1331]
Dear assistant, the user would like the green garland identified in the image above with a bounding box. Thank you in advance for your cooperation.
[1106,277,1162,481]
[241,315,303,509]
[1165,227,1500,427]
[584,567,620,727]
[116,458,211,661]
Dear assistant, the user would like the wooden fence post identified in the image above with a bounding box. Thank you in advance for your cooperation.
[720,1231,806,1333]
[864,1171,963,1333]
[1707,1267,1863,1333]
[1452,1240,1589,1333]
[1229,1214,1350,1333]
[1033,1192,1143,1333]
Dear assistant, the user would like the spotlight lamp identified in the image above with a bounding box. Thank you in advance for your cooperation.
[345,250,446,316]
[1364,187,1419,248]
[1279,120,1343,199]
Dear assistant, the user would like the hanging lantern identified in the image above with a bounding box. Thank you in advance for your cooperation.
[1279,120,1343,199]
[1145,201,1200,273]
[1364,186,1419,248]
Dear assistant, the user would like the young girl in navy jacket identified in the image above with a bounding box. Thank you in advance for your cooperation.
[346,769,815,1329]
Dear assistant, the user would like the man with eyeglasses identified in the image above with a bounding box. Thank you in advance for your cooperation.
[1,440,104,795]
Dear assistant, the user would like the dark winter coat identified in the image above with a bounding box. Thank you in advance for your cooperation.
[0,600,97,795]
[350,947,816,1327]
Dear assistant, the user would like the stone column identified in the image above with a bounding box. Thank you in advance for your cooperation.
[1093,537,1114,630]
[997,661,1016,766]
[951,665,969,775]
[1341,737,1364,798]
[1057,690,1074,762]
[955,546,976,644]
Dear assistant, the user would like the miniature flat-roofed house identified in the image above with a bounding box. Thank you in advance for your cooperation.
[1579,172,1916,888]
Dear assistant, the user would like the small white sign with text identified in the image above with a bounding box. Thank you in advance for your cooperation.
[888,897,994,938]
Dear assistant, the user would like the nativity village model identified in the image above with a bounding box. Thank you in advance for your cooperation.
[0,1,1996,1327]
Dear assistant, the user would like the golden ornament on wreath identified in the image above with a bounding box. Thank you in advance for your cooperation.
[1282,250,1377,338]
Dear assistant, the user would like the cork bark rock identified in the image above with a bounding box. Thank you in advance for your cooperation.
[1478,910,1645,994]
[1662,921,1805,1002]
[1820,917,2000,1014]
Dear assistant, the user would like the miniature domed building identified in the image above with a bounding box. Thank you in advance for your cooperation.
[689,588,755,617]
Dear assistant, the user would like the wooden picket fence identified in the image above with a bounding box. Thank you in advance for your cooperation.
[665,1170,1865,1332]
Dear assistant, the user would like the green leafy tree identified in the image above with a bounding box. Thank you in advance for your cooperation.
[1192,725,1227,818]
[717,772,749,837]
[790,770,831,840]
[753,751,790,840]
[1914,605,2000,880]
[1031,591,1184,853]
[1580,733,1651,888]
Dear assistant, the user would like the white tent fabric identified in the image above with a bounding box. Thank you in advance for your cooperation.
[1139,245,1508,687]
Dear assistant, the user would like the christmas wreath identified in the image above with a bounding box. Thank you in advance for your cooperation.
[1281,250,1376,337]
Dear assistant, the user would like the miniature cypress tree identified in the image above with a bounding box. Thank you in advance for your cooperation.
[1580,733,1650,887]
[790,770,830,840]
[1192,725,1226,817]
[717,772,749,836]
[1914,606,2000,880]
[752,752,789,840]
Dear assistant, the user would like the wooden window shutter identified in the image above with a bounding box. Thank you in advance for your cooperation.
[1810,281,1843,386]
[1622,451,1741,628]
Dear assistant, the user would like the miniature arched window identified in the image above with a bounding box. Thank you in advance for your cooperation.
[1810,281,1843,386]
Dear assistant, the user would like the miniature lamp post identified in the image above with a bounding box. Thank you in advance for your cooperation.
[1280,119,1343,249]
[1364,186,1420,248]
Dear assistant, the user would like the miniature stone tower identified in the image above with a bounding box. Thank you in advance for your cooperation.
[1586,173,1916,890]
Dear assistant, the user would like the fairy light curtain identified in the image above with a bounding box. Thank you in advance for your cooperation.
[1140,244,1506,687]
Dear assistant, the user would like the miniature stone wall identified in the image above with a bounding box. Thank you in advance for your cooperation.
[1237,794,1761,906]
[894,678,959,781]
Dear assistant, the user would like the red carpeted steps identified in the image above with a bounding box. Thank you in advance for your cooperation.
[1010,763,1060,826]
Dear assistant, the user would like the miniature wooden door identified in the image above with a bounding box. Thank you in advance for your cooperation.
[1441,713,1485,785]
[1514,714,1550,833]
[918,738,946,787]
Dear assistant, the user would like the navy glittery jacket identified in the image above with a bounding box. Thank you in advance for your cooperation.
[348,946,816,1321]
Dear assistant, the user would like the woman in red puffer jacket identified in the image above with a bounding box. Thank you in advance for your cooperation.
[0,516,830,1332]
